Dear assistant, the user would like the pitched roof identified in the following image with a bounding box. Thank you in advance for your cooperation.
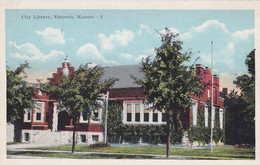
[102,65,144,89]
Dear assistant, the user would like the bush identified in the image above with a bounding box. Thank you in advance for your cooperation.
[89,142,111,149]
[235,144,254,149]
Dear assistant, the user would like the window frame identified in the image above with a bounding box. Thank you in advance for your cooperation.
[24,109,32,122]
[33,102,45,122]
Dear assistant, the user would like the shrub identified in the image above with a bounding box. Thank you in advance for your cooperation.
[89,142,111,149]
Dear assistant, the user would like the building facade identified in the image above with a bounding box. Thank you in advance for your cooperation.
[20,59,225,145]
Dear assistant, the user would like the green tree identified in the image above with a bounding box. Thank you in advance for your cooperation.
[107,100,123,143]
[224,91,249,145]
[7,62,35,142]
[225,49,255,146]
[43,64,116,153]
[132,28,202,158]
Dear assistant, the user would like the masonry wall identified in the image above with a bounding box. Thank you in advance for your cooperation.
[6,123,14,142]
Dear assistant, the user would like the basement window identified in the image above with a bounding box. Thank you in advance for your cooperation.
[92,135,99,143]
[25,133,30,142]
[81,135,87,143]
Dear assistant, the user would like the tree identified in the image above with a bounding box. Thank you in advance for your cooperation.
[7,62,35,142]
[132,28,202,158]
[107,100,123,143]
[225,49,255,146]
[43,64,116,153]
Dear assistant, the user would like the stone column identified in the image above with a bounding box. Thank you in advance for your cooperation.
[205,106,209,127]
[52,103,58,132]
[192,102,198,126]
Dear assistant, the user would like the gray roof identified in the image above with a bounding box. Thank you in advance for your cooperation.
[102,65,144,89]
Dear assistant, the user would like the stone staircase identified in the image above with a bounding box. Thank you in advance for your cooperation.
[181,132,190,147]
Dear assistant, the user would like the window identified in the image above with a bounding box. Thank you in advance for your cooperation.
[162,113,167,122]
[153,113,158,122]
[25,133,30,142]
[24,109,32,122]
[81,135,86,143]
[36,113,41,121]
[144,104,150,122]
[92,135,99,143]
[82,111,88,121]
[34,102,44,122]
[126,104,132,122]
[27,112,31,121]
[135,103,140,122]
[144,113,149,122]
[93,109,100,121]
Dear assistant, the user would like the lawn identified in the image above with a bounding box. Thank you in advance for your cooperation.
[27,145,255,160]
[7,151,147,159]
[6,142,22,145]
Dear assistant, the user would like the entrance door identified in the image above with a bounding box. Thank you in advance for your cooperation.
[57,111,70,130]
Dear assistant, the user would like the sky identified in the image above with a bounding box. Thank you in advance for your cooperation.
[5,10,255,92]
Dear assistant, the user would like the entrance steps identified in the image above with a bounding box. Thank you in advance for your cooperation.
[181,132,190,147]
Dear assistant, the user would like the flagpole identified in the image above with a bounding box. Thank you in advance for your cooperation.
[104,91,109,143]
[210,41,214,153]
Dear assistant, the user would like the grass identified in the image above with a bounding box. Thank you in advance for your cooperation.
[7,142,22,145]
[27,145,255,160]
[7,151,153,159]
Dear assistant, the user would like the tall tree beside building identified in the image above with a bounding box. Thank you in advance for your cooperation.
[225,49,255,146]
[43,64,116,153]
[7,62,35,142]
[132,28,202,158]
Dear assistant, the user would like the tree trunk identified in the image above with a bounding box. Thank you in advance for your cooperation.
[14,119,22,142]
[72,119,77,153]
[166,113,171,158]
[172,113,178,131]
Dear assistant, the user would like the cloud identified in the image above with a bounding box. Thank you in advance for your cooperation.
[98,29,134,50]
[9,41,65,62]
[36,27,65,45]
[76,43,118,65]
[191,20,228,33]
[232,29,254,40]
[138,24,150,35]
[135,55,148,62]
[120,53,134,59]
[227,42,234,51]
[179,20,228,41]
[219,72,238,91]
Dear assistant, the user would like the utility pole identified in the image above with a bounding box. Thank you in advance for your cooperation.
[104,91,109,143]
[210,41,214,153]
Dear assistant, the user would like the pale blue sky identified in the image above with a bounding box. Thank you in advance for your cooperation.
[6,10,254,91]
